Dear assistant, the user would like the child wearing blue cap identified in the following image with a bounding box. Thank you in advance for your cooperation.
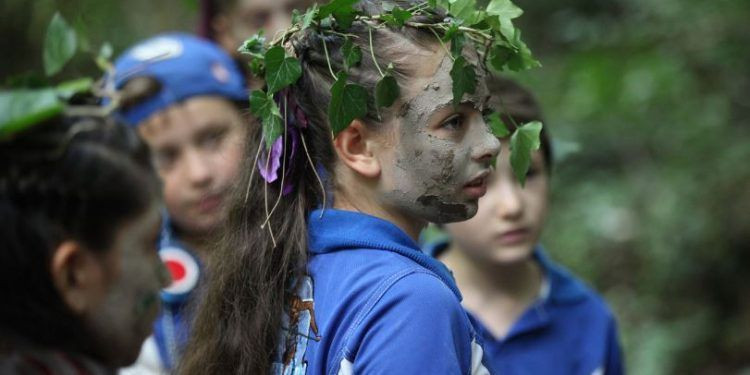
[427,76,625,375]
[110,33,250,374]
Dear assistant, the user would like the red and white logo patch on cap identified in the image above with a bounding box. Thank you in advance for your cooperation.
[160,247,200,296]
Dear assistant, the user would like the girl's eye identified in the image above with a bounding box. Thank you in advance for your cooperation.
[440,114,464,131]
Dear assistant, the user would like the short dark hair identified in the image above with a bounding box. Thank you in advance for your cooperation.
[486,75,553,169]
[0,112,159,358]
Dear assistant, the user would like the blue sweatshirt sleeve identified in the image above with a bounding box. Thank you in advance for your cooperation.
[605,317,625,375]
[341,271,476,375]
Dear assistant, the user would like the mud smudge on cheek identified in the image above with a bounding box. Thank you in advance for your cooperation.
[416,195,468,221]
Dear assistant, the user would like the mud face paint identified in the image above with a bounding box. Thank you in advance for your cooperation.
[84,203,166,367]
[379,51,499,224]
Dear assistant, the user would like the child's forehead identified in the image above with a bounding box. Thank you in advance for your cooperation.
[138,96,240,139]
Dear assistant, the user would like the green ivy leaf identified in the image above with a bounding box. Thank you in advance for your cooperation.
[342,38,362,70]
[443,22,460,41]
[449,0,479,25]
[56,78,94,100]
[507,29,540,71]
[486,111,510,138]
[250,90,283,148]
[486,0,523,21]
[319,0,358,29]
[329,72,368,135]
[264,46,302,94]
[250,58,264,77]
[383,6,413,27]
[291,9,302,25]
[449,56,476,108]
[450,33,466,59]
[486,0,523,41]
[375,74,399,109]
[0,89,64,138]
[43,13,77,77]
[301,4,319,30]
[488,43,513,71]
[509,120,542,186]
[238,32,266,59]
[318,0,357,18]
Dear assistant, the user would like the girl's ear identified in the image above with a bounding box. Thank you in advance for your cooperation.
[50,240,109,314]
[333,119,382,179]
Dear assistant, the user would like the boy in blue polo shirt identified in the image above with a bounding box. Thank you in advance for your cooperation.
[109,33,250,374]
[425,76,624,375]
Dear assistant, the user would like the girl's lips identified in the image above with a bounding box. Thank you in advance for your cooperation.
[463,171,490,199]
[496,228,530,245]
[463,181,488,199]
[197,193,223,213]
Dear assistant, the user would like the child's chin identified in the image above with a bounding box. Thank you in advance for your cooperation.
[419,199,477,224]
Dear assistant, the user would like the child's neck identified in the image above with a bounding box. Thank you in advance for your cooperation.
[333,190,426,241]
[441,245,543,339]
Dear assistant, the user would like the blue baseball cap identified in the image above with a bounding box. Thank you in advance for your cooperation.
[109,32,248,126]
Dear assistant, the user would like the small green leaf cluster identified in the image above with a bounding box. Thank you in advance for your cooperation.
[2,13,111,139]
[485,112,543,186]
[239,0,543,183]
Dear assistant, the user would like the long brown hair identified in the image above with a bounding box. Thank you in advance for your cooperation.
[179,2,446,373]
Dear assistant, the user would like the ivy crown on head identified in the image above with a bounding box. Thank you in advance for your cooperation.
[239,0,544,186]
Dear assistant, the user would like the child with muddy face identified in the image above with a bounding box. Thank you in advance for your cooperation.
[180,2,499,374]
[0,114,169,374]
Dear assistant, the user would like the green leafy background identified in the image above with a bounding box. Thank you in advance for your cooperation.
[2,0,749,373]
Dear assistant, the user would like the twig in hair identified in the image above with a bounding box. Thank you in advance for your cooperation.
[322,39,337,80]
[299,129,327,218]
[244,139,265,204]
[368,27,385,78]
[261,96,289,228]
[263,146,277,247]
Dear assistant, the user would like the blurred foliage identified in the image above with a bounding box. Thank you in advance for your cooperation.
[2,0,749,373]
[511,0,750,373]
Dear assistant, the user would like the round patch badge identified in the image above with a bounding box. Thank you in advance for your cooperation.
[211,62,230,83]
[159,246,200,302]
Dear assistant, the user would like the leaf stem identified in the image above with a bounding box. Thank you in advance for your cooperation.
[429,27,455,62]
[244,135,264,204]
[368,27,385,78]
[322,39,337,80]
[300,128,327,218]
[261,95,288,228]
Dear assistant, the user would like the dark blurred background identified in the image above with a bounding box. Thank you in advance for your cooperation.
[2,0,748,373]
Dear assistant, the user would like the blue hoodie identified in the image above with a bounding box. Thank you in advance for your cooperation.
[424,241,624,375]
[272,209,493,375]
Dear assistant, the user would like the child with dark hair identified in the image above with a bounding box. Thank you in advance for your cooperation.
[179,1,510,374]
[427,76,625,375]
[0,111,169,374]
[108,33,251,374]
